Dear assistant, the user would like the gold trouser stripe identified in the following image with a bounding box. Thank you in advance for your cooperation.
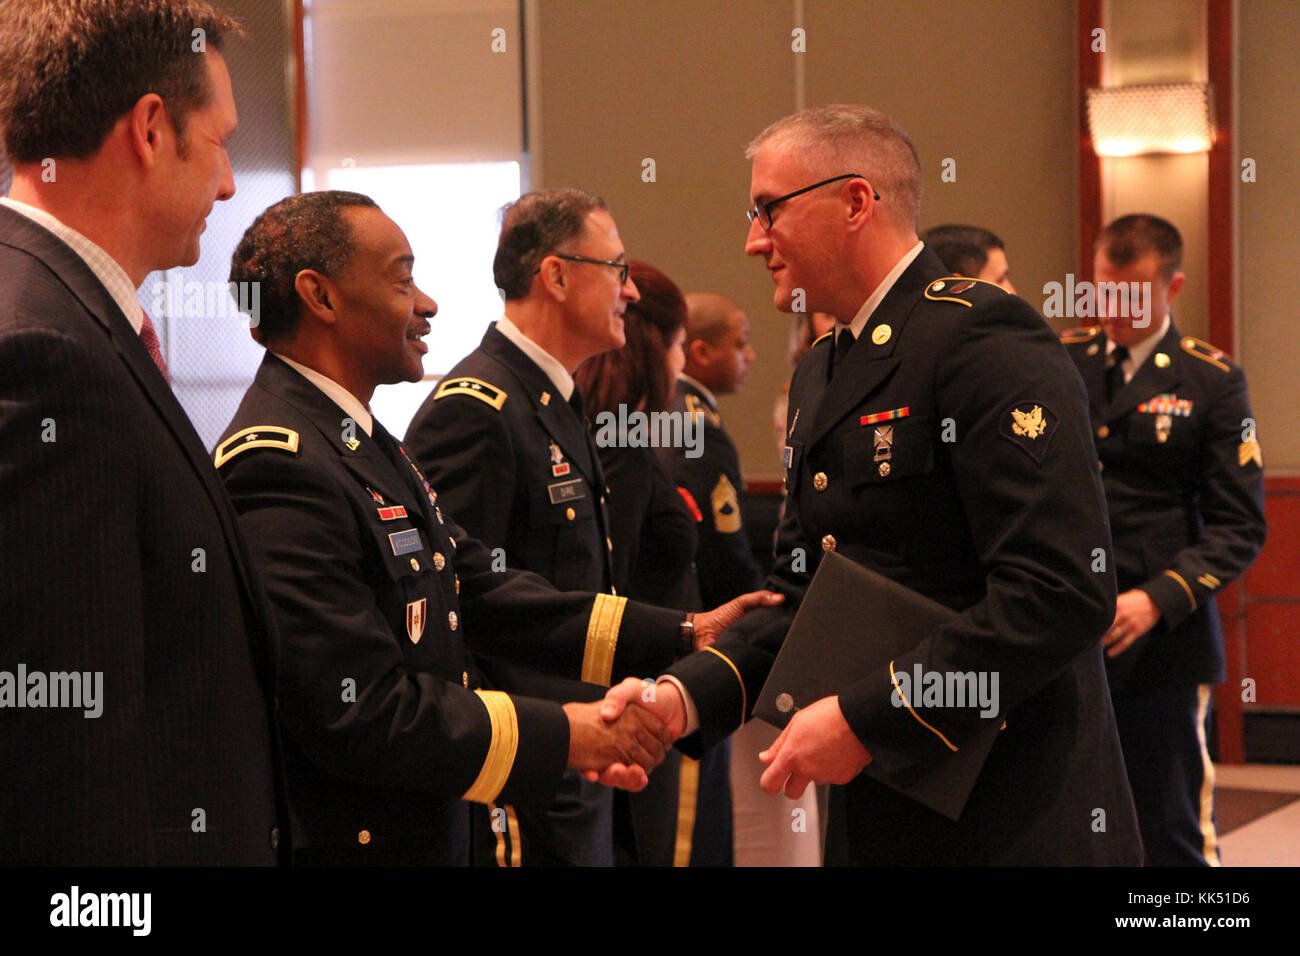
[490,802,507,867]
[673,756,700,867]
[581,593,626,686]
[889,660,958,752]
[1195,684,1222,866]
[1164,569,1197,611]
[464,691,519,804]
[703,646,746,728]
[506,806,521,867]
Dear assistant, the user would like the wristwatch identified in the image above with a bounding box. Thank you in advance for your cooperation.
[678,612,696,656]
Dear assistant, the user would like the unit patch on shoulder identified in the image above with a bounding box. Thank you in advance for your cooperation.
[433,376,507,409]
[1180,336,1230,372]
[999,403,1058,465]
[214,425,300,468]
[1059,325,1101,344]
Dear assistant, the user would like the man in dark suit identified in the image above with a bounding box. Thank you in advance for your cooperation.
[219,191,767,865]
[605,104,1141,865]
[1062,214,1266,865]
[406,189,671,866]
[0,0,286,864]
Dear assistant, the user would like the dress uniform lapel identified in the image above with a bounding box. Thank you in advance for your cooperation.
[807,251,937,450]
[1105,324,1183,421]
[1077,334,1109,417]
[482,325,599,485]
[259,354,432,529]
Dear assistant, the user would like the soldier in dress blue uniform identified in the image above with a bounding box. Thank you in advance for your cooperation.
[405,190,774,865]
[1061,214,1267,866]
[215,192,770,864]
[603,104,1142,865]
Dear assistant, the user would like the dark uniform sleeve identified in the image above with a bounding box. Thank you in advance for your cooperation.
[670,296,1118,792]
[408,388,684,685]
[1136,363,1266,627]
[221,446,569,808]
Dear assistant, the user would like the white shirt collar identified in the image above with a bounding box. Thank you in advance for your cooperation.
[677,372,718,411]
[0,197,144,334]
[274,353,374,437]
[846,241,925,340]
[496,314,575,401]
[1107,313,1171,384]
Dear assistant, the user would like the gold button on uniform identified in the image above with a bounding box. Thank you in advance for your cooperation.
[878,461,891,477]
[358,830,371,845]
[821,534,837,552]
[1097,425,1109,439]
[409,557,420,572]
[1155,352,1171,368]
[448,611,459,630]
[813,472,828,491]
[565,507,576,521]
[454,575,460,594]
[433,551,446,571]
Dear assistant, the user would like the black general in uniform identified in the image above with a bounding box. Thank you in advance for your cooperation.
[614,105,1142,865]
[1062,214,1266,866]
[217,193,684,865]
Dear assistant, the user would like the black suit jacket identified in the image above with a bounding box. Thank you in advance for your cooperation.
[1062,321,1267,692]
[668,250,1141,865]
[218,354,680,864]
[0,204,285,864]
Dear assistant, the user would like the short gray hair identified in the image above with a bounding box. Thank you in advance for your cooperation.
[746,104,922,229]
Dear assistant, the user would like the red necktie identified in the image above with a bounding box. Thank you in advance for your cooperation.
[139,309,170,382]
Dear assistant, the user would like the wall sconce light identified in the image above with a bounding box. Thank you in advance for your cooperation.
[1086,83,1216,156]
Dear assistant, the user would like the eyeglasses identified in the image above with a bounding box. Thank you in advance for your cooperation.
[547,253,631,284]
[745,173,880,230]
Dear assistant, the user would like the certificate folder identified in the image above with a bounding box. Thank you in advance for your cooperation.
[754,551,1001,820]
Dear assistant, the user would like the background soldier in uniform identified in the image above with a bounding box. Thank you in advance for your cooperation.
[1062,213,1267,866]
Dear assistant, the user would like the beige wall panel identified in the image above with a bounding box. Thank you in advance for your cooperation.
[802,0,1077,315]
[1239,0,1300,472]
[536,0,797,477]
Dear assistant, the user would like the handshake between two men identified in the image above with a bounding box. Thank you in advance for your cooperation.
[565,588,786,791]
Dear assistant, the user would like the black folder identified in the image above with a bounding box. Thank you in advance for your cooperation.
[754,551,1002,820]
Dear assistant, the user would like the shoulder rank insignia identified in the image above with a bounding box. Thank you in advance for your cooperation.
[685,393,721,428]
[925,276,1007,307]
[433,376,507,409]
[1239,439,1263,469]
[1000,402,1058,465]
[1180,336,1231,372]
[214,425,299,468]
[1059,325,1101,344]
[711,474,742,534]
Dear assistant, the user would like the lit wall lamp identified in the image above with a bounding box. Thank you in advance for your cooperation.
[1086,82,1216,157]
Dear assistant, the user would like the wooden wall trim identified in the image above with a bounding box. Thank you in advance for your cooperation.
[1207,0,1235,352]
[292,0,308,192]
[1078,0,1103,281]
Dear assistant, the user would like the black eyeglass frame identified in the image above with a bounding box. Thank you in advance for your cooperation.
[539,253,631,285]
[745,173,880,229]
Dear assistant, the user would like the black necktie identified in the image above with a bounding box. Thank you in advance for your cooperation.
[1105,345,1130,404]
[829,328,855,382]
